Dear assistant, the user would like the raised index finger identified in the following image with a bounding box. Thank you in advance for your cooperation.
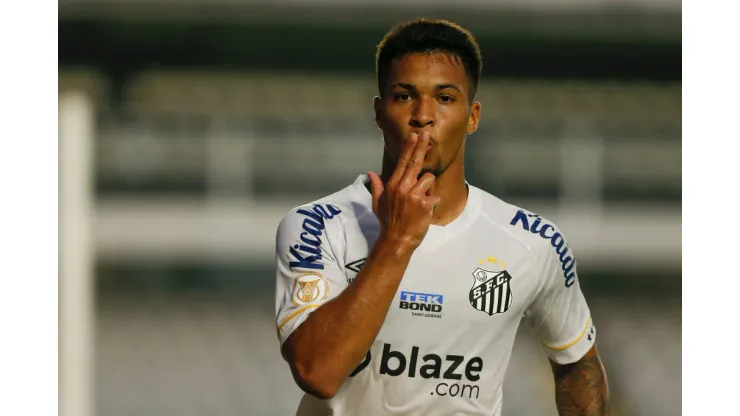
[388,132,418,185]
[401,131,430,184]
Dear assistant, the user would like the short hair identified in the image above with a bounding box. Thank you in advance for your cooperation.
[375,18,483,102]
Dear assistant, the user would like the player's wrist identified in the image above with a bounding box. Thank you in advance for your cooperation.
[375,232,420,258]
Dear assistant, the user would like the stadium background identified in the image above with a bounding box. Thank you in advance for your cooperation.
[59,1,681,415]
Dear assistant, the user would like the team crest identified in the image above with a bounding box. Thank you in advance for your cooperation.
[291,272,329,307]
[469,267,513,316]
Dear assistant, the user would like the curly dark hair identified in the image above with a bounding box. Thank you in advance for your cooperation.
[375,18,483,102]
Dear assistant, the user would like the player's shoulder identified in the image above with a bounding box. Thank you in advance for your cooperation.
[474,186,569,257]
[276,178,371,237]
[275,180,370,269]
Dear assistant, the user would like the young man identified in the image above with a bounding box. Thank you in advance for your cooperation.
[274,18,609,415]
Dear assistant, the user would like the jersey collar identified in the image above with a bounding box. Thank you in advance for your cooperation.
[352,174,482,249]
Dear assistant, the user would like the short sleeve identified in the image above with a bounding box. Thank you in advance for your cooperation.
[524,227,595,364]
[274,204,350,347]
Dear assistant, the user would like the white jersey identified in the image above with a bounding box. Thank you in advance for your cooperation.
[275,174,595,416]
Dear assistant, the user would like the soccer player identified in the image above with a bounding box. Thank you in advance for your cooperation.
[274,18,609,415]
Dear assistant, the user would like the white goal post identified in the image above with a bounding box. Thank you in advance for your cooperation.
[59,90,95,416]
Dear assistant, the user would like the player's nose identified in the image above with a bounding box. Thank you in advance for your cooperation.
[409,97,435,127]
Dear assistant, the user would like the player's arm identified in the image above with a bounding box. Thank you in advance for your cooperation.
[283,233,417,399]
[550,344,609,416]
[522,221,610,415]
[281,132,439,399]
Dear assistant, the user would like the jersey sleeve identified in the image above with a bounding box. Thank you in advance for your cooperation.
[274,204,350,348]
[524,226,595,364]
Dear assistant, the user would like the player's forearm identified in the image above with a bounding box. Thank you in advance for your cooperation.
[551,345,610,416]
[285,235,415,398]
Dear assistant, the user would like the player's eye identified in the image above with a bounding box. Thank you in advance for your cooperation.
[438,95,455,103]
[394,93,412,101]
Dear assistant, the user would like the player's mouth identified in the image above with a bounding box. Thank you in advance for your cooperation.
[403,131,435,155]
[410,132,434,150]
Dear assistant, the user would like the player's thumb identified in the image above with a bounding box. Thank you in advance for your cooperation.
[366,171,384,212]
[427,195,442,213]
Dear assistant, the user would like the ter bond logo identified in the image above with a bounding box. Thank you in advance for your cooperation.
[398,291,444,319]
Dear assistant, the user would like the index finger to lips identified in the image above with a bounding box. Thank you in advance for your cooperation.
[403,131,430,182]
[390,132,418,184]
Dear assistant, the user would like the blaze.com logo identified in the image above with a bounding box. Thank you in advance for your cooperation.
[350,343,483,400]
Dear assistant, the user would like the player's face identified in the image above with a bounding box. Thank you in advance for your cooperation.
[374,52,481,177]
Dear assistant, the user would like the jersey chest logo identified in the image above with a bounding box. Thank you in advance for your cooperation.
[469,257,513,316]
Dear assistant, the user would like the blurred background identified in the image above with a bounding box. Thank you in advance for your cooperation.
[59,0,681,415]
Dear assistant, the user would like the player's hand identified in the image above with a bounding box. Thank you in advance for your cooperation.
[367,131,441,250]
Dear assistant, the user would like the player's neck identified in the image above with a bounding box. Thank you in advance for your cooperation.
[428,160,468,227]
[379,151,469,227]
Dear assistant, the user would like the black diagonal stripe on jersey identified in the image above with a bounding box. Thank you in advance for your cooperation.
[491,283,497,313]
[488,284,496,316]
[484,286,491,315]
[496,281,505,313]
[482,288,489,314]
[496,283,509,313]
[503,283,512,312]
[487,274,497,315]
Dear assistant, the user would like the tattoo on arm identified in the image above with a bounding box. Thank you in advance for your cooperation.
[550,346,610,416]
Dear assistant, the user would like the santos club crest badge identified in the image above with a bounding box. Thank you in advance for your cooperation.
[469,267,513,316]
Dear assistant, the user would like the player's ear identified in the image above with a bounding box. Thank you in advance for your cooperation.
[466,101,481,135]
[373,96,383,130]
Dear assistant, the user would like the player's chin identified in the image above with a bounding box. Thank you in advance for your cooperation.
[418,165,442,179]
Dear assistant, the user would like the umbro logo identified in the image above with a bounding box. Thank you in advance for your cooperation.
[345,258,366,284]
[345,258,366,274]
